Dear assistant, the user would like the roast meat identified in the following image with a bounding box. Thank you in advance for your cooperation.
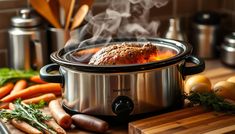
[88,42,157,65]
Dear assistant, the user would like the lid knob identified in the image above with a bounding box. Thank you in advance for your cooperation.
[224,32,235,47]
[20,9,30,19]
[193,11,221,25]
[11,8,41,27]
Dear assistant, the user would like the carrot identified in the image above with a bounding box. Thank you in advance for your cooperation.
[1,83,61,102]
[10,80,27,94]
[44,119,66,134]
[0,102,9,109]
[30,75,47,84]
[8,103,42,134]
[0,83,14,99]
[19,91,61,100]
[11,119,43,134]
[8,102,14,110]
[49,100,72,129]
[22,93,56,104]
[2,92,59,109]
[54,91,62,96]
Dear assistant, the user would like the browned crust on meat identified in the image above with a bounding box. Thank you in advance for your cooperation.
[88,42,157,65]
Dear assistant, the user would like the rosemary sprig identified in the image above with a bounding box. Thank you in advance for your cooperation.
[0,99,56,134]
[30,100,47,109]
[184,91,235,113]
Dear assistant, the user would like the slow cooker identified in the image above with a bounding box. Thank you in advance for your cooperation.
[40,38,205,118]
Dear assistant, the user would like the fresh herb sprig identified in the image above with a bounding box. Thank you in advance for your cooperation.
[0,68,38,86]
[30,100,47,109]
[0,99,56,134]
[185,91,235,113]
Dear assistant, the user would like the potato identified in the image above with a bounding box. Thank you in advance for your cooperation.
[213,81,235,101]
[227,76,235,83]
[184,75,211,93]
[190,83,211,93]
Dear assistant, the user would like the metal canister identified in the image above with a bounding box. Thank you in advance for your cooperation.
[8,9,48,70]
[221,33,235,66]
[163,18,187,42]
[191,11,221,59]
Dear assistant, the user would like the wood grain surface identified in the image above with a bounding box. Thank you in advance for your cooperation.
[200,60,235,84]
[129,106,235,134]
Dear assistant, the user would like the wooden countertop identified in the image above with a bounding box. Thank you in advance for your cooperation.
[3,59,235,134]
[201,60,235,84]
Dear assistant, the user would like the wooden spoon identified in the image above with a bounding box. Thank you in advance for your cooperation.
[48,0,60,24]
[77,0,94,9]
[29,0,61,28]
[65,0,75,30]
[59,0,75,30]
[70,0,94,30]
[70,4,89,30]
[59,0,70,18]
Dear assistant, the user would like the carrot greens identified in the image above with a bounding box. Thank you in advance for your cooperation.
[0,68,38,87]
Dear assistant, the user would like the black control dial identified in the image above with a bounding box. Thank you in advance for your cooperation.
[112,96,134,116]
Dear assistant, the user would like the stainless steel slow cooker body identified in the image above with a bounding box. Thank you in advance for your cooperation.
[40,38,205,117]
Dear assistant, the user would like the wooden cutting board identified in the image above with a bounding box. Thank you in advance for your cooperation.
[129,106,235,134]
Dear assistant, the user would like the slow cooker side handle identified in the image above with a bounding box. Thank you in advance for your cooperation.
[40,63,63,84]
[181,55,205,76]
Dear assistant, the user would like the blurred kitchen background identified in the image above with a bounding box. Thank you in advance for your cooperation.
[0,0,234,67]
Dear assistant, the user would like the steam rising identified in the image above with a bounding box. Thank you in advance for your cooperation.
[66,0,169,49]
[66,0,169,63]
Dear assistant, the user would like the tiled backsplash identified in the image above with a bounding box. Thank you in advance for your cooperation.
[0,0,234,67]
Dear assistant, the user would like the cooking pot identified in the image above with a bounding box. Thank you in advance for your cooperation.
[40,38,204,118]
[221,32,235,66]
